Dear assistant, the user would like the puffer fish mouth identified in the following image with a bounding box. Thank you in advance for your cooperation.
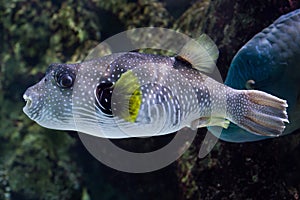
[23,94,32,108]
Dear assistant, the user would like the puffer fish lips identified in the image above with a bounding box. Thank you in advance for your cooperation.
[23,83,43,121]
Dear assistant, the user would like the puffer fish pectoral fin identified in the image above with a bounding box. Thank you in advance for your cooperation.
[112,70,142,123]
[190,117,230,130]
[177,34,219,74]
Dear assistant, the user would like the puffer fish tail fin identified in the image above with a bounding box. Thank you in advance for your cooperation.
[178,34,219,74]
[229,90,289,137]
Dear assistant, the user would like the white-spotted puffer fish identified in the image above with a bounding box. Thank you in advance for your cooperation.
[209,9,300,142]
[23,34,289,139]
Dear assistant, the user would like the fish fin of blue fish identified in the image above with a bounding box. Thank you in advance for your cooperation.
[284,98,300,133]
[190,117,230,130]
[208,123,272,143]
[112,70,142,123]
[178,34,219,74]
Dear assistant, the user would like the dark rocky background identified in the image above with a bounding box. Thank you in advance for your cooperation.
[1,0,300,199]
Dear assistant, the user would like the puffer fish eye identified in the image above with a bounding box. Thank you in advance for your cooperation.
[56,71,76,88]
[95,82,114,115]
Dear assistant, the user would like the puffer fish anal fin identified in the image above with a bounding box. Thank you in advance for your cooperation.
[190,117,230,130]
[112,70,142,123]
[177,34,219,74]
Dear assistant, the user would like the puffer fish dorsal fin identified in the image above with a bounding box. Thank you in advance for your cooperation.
[85,42,112,61]
[177,34,219,74]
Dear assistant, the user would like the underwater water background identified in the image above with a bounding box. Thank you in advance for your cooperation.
[1,0,300,199]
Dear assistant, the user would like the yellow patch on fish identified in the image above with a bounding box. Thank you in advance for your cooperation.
[113,70,142,122]
[127,88,142,122]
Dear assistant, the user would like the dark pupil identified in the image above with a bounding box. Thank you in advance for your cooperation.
[58,73,74,88]
[96,82,114,115]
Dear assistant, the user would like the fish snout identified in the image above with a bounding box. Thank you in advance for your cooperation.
[23,93,33,109]
[22,86,41,119]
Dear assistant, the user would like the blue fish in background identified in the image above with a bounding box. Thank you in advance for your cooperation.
[209,9,300,142]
